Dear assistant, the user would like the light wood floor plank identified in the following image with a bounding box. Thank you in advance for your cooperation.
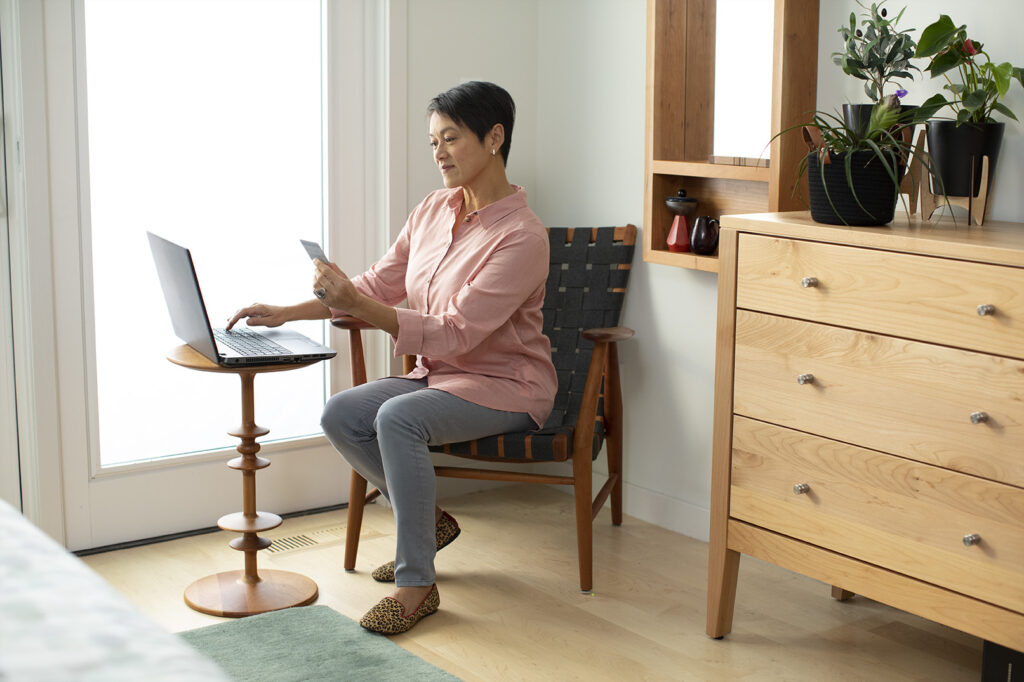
[81,485,981,680]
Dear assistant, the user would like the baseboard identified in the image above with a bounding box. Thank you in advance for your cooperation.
[561,470,711,542]
[615,478,710,542]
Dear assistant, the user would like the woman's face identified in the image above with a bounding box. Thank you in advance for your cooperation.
[429,112,494,189]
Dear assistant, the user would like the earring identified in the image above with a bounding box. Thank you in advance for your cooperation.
[491,148,496,156]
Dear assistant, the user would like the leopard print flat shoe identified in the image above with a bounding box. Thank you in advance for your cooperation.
[359,584,440,635]
[372,511,461,582]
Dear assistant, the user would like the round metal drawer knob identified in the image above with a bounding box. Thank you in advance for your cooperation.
[963,533,982,547]
[801,277,819,288]
[977,304,996,316]
[797,373,815,385]
[793,483,810,495]
[970,411,989,424]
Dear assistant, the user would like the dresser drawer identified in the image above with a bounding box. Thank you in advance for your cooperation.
[735,234,1024,359]
[733,309,1024,487]
[730,416,1024,612]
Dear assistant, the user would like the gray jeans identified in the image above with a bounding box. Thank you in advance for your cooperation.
[320,378,535,586]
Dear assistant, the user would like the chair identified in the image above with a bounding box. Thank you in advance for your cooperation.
[331,224,636,592]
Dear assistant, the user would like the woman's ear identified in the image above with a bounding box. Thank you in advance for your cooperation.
[488,123,505,154]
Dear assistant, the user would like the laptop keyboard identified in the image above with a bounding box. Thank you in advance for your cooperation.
[214,328,290,356]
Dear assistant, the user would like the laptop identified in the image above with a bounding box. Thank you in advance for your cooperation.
[147,232,337,367]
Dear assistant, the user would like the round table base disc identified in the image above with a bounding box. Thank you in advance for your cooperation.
[184,569,318,618]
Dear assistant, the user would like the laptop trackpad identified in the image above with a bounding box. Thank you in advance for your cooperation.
[260,328,327,348]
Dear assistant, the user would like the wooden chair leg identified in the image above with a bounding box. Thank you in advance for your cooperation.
[604,343,624,526]
[573,453,594,593]
[344,470,368,571]
[342,327,370,572]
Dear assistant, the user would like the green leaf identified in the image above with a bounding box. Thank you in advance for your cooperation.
[868,99,900,135]
[956,108,972,124]
[914,15,960,58]
[892,6,909,28]
[992,101,1019,122]
[911,93,949,122]
[927,49,963,78]
[991,62,1013,96]
[865,139,901,186]
[962,89,987,112]
[1013,67,1024,87]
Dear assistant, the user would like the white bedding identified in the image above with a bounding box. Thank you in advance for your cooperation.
[0,499,229,681]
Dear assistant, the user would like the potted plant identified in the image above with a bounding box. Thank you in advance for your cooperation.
[914,15,1024,197]
[775,95,941,226]
[832,1,919,136]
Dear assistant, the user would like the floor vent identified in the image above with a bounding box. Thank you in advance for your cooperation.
[267,526,347,554]
[267,534,317,553]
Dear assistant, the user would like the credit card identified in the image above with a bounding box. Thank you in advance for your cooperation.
[300,239,329,263]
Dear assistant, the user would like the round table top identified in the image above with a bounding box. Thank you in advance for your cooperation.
[166,344,321,374]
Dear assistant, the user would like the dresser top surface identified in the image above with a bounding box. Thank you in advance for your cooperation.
[721,211,1024,267]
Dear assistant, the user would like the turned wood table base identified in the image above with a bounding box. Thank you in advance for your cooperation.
[168,345,320,617]
[184,568,318,618]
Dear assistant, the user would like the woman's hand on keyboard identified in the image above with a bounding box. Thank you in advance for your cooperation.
[226,303,288,331]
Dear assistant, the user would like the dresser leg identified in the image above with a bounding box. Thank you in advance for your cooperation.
[831,585,855,601]
[707,545,741,638]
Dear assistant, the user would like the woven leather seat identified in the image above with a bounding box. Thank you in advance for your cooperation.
[332,224,636,592]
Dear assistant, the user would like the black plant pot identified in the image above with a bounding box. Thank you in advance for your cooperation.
[807,150,903,226]
[926,120,1004,198]
[842,104,875,138]
[842,103,918,139]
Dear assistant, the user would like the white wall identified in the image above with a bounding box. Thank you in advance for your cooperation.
[534,1,717,539]
[402,0,1024,543]
[404,0,539,209]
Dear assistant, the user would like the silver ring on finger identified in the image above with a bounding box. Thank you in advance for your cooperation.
[314,287,327,299]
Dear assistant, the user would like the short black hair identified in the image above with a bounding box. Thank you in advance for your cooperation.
[427,81,515,165]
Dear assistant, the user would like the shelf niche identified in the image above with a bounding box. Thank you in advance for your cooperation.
[643,0,819,271]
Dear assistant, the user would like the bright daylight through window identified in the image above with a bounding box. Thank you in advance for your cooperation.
[83,0,329,466]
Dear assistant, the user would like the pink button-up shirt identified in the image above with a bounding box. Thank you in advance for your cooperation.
[348,186,557,428]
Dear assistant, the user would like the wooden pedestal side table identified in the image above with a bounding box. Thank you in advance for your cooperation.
[167,344,321,618]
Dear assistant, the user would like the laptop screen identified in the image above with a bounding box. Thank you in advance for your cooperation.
[147,232,221,363]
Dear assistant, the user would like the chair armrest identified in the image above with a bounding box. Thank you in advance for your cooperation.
[331,315,416,377]
[330,314,376,331]
[571,326,633,457]
[581,326,635,343]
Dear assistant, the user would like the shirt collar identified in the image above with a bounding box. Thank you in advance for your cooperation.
[447,185,528,228]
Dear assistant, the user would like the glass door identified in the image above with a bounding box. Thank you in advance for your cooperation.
[82,0,330,467]
[53,0,366,550]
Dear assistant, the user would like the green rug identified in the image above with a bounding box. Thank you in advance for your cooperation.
[179,605,459,682]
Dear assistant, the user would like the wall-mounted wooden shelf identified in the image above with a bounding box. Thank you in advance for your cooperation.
[650,160,770,183]
[642,0,820,272]
[644,248,721,272]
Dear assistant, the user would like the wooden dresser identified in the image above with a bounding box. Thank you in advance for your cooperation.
[707,211,1024,652]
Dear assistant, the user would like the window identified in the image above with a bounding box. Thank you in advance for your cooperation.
[83,0,329,465]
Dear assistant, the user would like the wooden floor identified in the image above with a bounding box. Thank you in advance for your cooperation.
[82,485,982,681]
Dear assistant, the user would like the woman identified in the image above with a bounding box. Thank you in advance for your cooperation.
[226,81,557,634]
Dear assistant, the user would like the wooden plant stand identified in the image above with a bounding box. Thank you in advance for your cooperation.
[904,129,991,226]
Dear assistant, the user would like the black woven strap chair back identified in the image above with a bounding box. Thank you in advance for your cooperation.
[332,224,637,592]
[544,226,635,431]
